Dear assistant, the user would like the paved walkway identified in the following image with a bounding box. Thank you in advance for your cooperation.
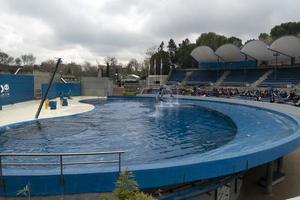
[238,148,300,200]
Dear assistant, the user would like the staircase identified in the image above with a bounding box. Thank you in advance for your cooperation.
[182,71,193,85]
[251,70,273,87]
[215,71,231,86]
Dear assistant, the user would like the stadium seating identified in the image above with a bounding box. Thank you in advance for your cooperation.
[221,69,268,86]
[260,67,300,87]
[167,69,188,84]
[166,66,300,88]
[186,70,224,85]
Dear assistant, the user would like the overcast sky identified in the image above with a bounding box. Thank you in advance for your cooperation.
[0,0,299,65]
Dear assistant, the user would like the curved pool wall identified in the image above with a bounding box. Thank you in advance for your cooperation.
[0,96,300,196]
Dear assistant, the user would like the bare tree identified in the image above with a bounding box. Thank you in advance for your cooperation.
[104,56,118,77]
[41,59,56,72]
[126,58,140,74]
[145,46,157,58]
[0,51,14,65]
[21,54,36,66]
[15,57,22,66]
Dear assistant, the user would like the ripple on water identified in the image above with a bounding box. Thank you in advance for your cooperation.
[0,98,237,167]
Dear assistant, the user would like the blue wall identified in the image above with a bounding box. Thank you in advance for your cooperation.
[41,83,81,99]
[0,74,34,106]
[199,60,257,69]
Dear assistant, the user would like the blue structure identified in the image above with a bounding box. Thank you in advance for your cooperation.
[0,96,300,196]
[199,60,257,69]
[261,67,300,87]
[0,74,34,106]
[187,70,223,85]
[221,69,269,86]
[167,69,188,84]
[167,66,300,87]
[41,83,81,99]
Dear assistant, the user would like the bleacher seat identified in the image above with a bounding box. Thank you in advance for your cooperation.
[261,67,300,87]
[167,69,188,84]
[222,69,268,86]
[166,66,300,88]
[186,70,224,85]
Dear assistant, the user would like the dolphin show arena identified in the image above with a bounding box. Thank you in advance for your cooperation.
[0,36,300,200]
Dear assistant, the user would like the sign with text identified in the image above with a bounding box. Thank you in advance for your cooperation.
[0,83,10,98]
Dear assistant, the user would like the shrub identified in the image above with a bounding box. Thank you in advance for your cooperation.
[100,170,155,200]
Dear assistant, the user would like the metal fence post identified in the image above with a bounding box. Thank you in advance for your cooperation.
[118,152,122,172]
[0,156,3,187]
[59,155,64,185]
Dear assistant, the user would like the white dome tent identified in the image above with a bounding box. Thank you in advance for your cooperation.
[215,44,246,61]
[190,46,218,62]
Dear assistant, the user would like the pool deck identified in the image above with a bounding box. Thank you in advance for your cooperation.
[0,95,300,199]
[0,96,97,127]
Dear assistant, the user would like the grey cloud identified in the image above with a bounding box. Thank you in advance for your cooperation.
[0,0,299,63]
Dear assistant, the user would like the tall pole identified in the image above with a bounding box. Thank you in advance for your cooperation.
[154,59,156,85]
[35,58,62,119]
[147,60,150,88]
[160,58,163,86]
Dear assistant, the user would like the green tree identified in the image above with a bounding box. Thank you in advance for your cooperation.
[113,170,139,199]
[196,32,242,50]
[150,51,170,75]
[227,36,242,47]
[167,38,177,65]
[270,22,300,39]
[258,33,272,44]
[177,38,197,68]
[101,170,154,200]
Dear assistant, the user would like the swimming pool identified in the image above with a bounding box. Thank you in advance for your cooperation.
[0,96,300,196]
[0,98,237,167]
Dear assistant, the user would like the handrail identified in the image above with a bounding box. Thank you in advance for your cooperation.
[0,151,124,187]
[0,151,124,156]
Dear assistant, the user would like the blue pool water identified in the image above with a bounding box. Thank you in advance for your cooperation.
[0,98,237,165]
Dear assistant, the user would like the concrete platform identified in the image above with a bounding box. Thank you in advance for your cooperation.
[0,96,97,127]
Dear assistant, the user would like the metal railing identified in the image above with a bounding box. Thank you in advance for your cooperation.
[0,151,124,186]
